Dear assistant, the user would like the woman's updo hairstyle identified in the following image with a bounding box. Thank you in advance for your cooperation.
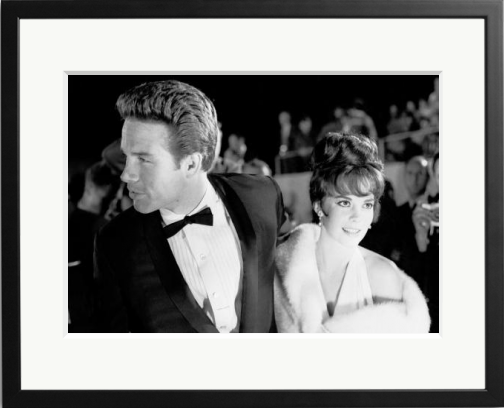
[309,132,385,205]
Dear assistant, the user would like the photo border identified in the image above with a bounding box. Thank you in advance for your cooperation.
[2,1,503,407]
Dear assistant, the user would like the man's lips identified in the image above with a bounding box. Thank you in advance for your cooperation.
[128,189,144,198]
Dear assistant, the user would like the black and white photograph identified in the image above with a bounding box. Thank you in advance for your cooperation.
[68,74,440,334]
[2,1,502,407]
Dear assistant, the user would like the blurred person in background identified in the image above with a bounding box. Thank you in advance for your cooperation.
[386,104,406,135]
[242,144,272,177]
[278,110,292,155]
[391,155,430,286]
[412,152,439,332]
[101,138,133,220]
[210,123,243,174]
[317,106,346,143]
[342,98,378,142]
[287,113,315,153]
[68,161,117,332]
[360,179,399,261]
[224,133,247,167]
[68,170,85,218]
[403,100,420,131]
[274,132,430,333]
[243,158,272,176]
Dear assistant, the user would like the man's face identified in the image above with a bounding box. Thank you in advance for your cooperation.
[404,160,428,199]
[120,119,187,214]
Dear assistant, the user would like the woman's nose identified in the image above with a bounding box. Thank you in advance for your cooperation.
[350,206,361,220]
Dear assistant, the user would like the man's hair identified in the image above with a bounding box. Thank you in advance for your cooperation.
[116,80,219,171]
[309,132,385,206]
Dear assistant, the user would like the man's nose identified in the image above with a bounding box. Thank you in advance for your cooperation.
[120,159,138,183]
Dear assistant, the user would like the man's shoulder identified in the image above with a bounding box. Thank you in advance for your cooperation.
[210,173,278,192]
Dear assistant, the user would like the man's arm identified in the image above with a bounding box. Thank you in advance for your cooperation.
[267,176,287,236]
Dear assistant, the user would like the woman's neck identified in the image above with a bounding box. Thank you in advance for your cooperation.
[316,226,356,277]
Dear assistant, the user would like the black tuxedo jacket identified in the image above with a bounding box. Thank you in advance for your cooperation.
[94,174,285,333]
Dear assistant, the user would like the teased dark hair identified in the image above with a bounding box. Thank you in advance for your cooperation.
[116,80,219,171]
[309,132,385,206]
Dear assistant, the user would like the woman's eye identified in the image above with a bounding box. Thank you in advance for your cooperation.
[337,200,350,207]
[364,202,374,209]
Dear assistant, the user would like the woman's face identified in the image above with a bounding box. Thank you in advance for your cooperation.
[318,192,375,248]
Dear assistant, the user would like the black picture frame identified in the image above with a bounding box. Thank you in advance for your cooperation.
[2,1,503,407]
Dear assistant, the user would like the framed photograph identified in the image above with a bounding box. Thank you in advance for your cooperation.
[2,1,503,407]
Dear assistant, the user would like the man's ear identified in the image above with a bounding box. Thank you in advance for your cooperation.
[181,153,203,177]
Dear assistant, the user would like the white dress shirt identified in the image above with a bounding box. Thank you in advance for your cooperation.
[159,179,243,333]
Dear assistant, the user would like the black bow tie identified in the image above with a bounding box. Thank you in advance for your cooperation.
[163,207,213,238]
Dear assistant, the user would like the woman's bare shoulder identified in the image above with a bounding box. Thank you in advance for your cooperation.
[359,246,403,300]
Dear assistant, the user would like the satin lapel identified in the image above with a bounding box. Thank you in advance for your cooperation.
[142,211,218,333]
[209,175,258,333]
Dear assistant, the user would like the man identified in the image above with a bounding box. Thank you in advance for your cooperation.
[392,155,429,284]
[94,80,285,333]
[403,155,429,208]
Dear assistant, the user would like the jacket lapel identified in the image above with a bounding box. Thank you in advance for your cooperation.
[142,211,218,333]
[209,175,259,333]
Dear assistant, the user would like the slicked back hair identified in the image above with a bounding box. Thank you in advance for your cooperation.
[309,132,385,206]
[116,80,219,172]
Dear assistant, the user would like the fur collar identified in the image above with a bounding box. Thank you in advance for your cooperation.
[274,224,431,333]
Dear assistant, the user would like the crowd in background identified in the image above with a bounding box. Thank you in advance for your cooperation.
[68,78,440,333]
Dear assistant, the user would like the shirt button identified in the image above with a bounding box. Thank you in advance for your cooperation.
[200,253,207,260]
[212,292,219,298]
[219,326,226,330]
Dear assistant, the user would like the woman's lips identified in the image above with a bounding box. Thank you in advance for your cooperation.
[342,227,361,234]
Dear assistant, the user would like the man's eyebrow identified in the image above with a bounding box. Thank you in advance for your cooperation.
[129,151,154,157]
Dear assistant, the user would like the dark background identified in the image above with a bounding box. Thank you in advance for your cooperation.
[69,74,437,172]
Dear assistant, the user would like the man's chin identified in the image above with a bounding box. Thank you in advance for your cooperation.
[132,201,154,214]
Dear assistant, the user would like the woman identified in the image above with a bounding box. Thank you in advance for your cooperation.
[274,133,431,333]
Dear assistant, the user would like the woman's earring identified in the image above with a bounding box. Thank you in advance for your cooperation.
[317,211,324,226]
